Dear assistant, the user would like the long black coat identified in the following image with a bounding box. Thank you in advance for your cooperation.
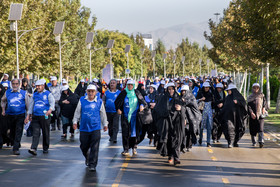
[220,89,248,143]
[74,82,87,98]
[114,89,148,142]
[58,89,79,119]
[154,92,185,157]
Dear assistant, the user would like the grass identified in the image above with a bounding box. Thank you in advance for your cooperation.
[265,101,280,128]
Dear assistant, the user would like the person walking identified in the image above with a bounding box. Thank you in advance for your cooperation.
[49,76,62,131]
[247,83,268,148]
[59,85,79,139]
[72,84,108,172]
[25,79,55,155]
[102,79,121,143]
[1,79,29,155]
[114,80,147,156]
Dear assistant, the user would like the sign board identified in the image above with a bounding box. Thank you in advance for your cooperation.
[102,64,113,83]
[8,3,23,21]
[211,69,218,77]
[125,69,130,74]
[53,21,65,35]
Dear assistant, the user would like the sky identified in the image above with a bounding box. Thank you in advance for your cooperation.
[81,0,232,34]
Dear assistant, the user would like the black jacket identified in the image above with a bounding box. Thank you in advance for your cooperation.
[74,82,87,98]
[59,89,79,119]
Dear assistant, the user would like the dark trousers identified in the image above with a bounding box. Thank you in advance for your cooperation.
[7,114,25,151]
[121,120,137,151]
[61,115,74,134]
[80,130,101,168]
[185,128,192,149]
[106,112,119,141]
[31,115,51,151]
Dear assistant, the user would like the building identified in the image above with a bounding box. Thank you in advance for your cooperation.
[141,34,153,51]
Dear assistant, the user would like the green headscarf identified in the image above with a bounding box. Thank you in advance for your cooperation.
[125,84,138,123]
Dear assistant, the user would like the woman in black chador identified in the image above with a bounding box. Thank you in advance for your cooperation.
[220,84,248,148]
[154,83,185,165]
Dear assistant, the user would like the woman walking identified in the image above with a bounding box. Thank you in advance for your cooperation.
[247,83,267,148]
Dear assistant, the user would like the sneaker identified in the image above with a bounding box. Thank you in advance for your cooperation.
[198,139,202,145]
[61,134,67,138]
[88,167,96,172]
[174,159,181,166]
[228,144,233,148]
[121,151,129,156]
[13,150,20,155]
[168,158,174,165]
[252,143,257,147]
[217,140,220,143]
[28,149,37,156]
[113,140,117,143]
[181,148,187,153]
[213,140,217,143]
[43,150,48,154]
[207,143,211,147]
[259,142,264,148]
[132,148,137,155]
[233,142,239,147]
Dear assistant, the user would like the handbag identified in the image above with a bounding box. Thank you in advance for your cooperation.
[197,101,205,111]
[138,108,153,125]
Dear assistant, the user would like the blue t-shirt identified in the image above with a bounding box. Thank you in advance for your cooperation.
[6,89,26,115]
[105,90,121,113]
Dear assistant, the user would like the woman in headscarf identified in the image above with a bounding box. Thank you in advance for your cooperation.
[180,85,202,152]
[21,78,33,94]
[196,82,214,147]
[136,83,147,97]
[154,83,184,165]
[139,84,158,146]
[212,83,226,143]
[247,83,267,148]
[220,84,248,148]
[59,85,79,139]
[115,80,147,156]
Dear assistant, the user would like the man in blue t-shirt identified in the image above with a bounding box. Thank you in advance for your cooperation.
[73,84,108,172]
[25,79,55,156]
[1,74,11,90]
[1,79,29,155]
[102,79,121,143]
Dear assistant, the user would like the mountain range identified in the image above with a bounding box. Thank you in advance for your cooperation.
[147,21,212,50]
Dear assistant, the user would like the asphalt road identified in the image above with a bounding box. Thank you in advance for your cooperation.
[0,129,279,187]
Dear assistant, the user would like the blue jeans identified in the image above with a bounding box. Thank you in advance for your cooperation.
[199,119,212,144]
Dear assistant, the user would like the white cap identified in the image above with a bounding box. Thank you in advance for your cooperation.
[166,82,175,88]
[150,84,157,90]
[223,79,227,82]
[226,84,237,91]
[3,73,9,78]
[2,83,8,87]
[174,78,178,81]
[155,77,159,80]
[252,83,260,88]
[87,84,97,90]
[185,76,189,79]
[35,79,45,86]
[160,80,165,85]
[205,79,210,82]
[62,85,69,91]
[216,83,224,88]
[93,78,98,83]
[127,79,135,85]
[80,79,85,83]
[203,82,211,87]
[51,76,57,81]
[181,85,189,91]
[62,79,68,84]
[164,84,168,89]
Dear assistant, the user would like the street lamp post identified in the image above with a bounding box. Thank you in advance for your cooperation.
[207,59,210,76]
[214,13,220,25]
[125,45,131,78]
[163,53,167,78]
[181,56,185,76]
[151,51,156,78]
[199,58,202,76]
[140,48,145,77]
[53,21,65,82]
[173,55,177,78]
[107,40,115,79]
[86,32,94,82]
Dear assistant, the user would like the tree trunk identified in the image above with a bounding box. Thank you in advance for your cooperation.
[260,65,264,93]
[266,63,270,109]
[243,70,247,98]
[275,86,280,113]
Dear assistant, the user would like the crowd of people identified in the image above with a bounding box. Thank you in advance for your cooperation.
[0,73,268,171]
